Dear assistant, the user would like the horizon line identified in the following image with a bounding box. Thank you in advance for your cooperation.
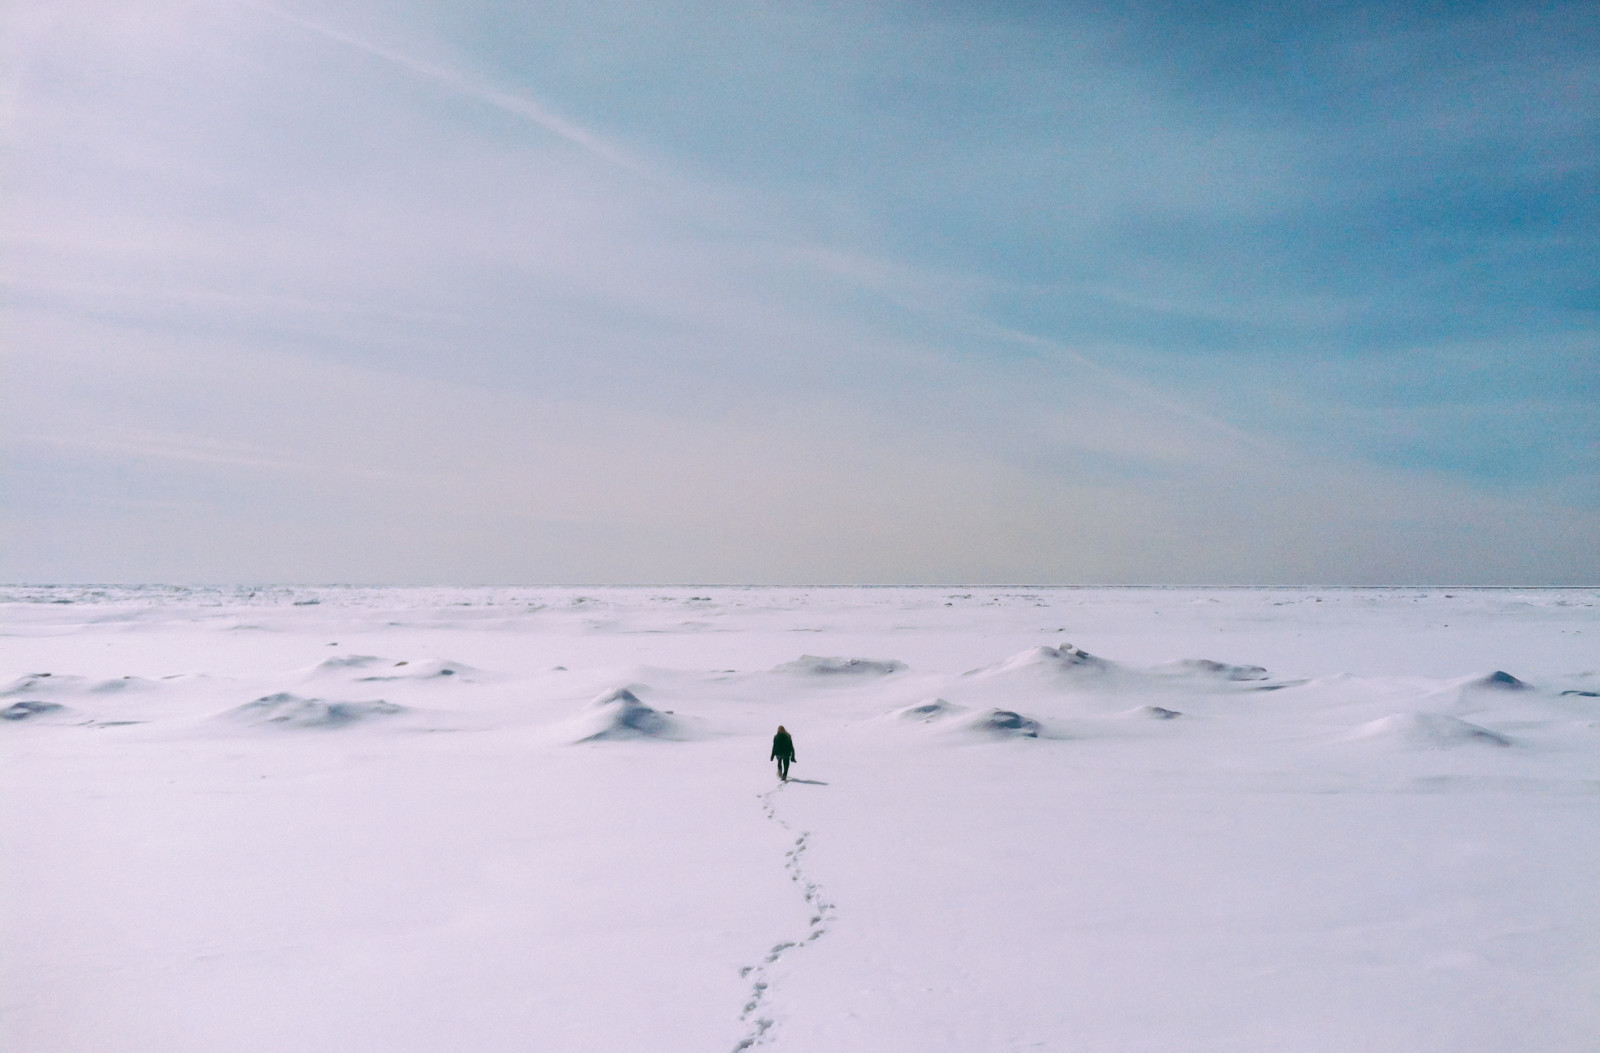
[3,582,1596,591]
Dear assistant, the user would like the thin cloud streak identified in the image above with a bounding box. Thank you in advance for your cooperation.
[19,429,411,483]
[240,1,640,170]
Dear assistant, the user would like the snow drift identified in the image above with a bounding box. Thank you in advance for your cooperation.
[1,673,84,697]
[888,699,1040,737]
[963,708,1043,738]
[227,692,406,729]
[355,658,475,682]
[87,676,159,694]
[891,698,964,723]
[305,654,389,675]
[571,687,681,742]
[1151,659,1270,682]
[2,700,68,721]
[1350,712,1512,749]
[1468,670,1530,691]
[965,643,1109,679]
[774,655,907,677]
[304,654,478,682]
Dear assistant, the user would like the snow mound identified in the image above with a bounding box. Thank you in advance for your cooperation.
[1152,659,1270,681]
[957,708,1043,738]
[572,688,680,742]
[1468,670,1529,691]
[308,654,389,674]
[1351,713,1512,749]
[88,676,158,693]
[1130,705,1184,720]
[967,644,1109,678]
[892,698,965,723]
[355,658,475,681]
[1,673,85,697]
[774,655,907,677]
[2,700,68,721]
[227,692,405,729]
[304,655,478,682]
[2,673,163,697]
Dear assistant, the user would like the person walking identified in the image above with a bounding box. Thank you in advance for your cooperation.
[770,725,795,781]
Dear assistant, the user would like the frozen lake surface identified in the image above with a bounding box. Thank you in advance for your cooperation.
[3,585,1599,1051]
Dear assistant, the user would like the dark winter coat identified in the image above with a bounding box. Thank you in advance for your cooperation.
[770,730,795,762]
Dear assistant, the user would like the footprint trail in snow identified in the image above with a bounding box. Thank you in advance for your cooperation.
[732,783,834,1051]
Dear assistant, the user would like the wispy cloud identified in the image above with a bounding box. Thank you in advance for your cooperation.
[3,0,1595,583]
[240,1,638,169]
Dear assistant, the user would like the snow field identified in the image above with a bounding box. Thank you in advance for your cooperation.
[2,585,1598,1051]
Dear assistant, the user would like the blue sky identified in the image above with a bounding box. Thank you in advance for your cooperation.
[3,0,1596,583]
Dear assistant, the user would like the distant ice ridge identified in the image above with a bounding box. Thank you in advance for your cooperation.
[227,692,405,729]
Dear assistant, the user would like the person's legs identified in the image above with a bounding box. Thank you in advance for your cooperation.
[777,756,789,780]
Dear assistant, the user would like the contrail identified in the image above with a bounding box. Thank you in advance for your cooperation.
[988,322,1287,457]
[241,1,638,170]
[238,1,1271,464]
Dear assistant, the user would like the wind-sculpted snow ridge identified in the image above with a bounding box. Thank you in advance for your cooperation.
[571,687,681,742]
[773,655,907,676]
[1350,712,1513,749]
[226,692,405,729]
[734,785,835,1051]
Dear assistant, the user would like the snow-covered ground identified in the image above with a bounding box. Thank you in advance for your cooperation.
[3,585,1598,1052]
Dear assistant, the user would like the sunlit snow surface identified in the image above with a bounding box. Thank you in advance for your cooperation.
[3,585,1598,1052]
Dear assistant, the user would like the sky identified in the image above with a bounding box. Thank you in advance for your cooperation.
[2,0,1596,585]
